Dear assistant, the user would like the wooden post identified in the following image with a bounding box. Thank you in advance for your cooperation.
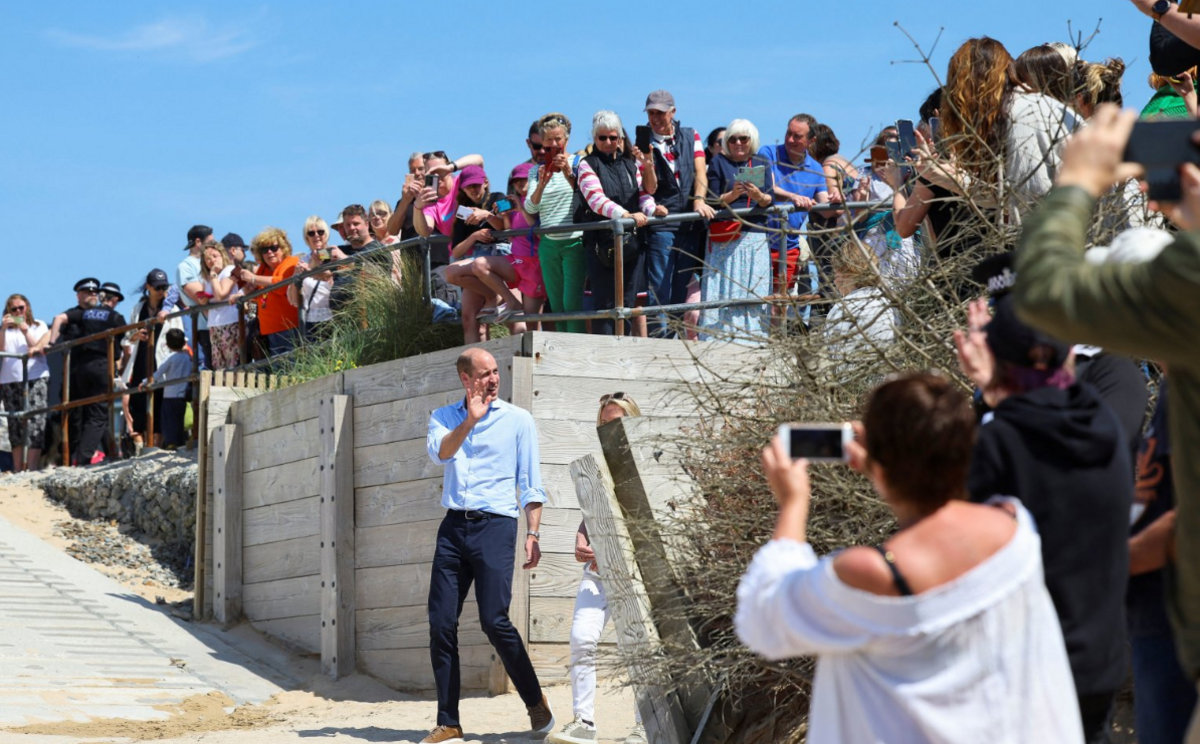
[194,370,212,617]
[320,394,356,678]
[212,424,243,624]
[571,454,691,744]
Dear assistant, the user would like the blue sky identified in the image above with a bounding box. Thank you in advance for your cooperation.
[3,1,1145,322]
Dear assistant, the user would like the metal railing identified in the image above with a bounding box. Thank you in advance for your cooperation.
[0,197,888,466]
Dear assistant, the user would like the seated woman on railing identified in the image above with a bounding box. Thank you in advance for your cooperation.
[437,164,507,344]
[413,150,486,269]
[0,294,51,471]
[700,118,774,345]
[575,110,657,336]
[199,242,243,369]
[239,228,302,357]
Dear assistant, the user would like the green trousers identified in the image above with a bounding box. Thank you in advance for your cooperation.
[538,236,586,333]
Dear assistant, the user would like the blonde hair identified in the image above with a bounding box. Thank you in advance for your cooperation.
[4,294,33,326]
[200,242,233,280]
[829,240,881,291]
[1149,65,1194,92]
[722,118,761,156]
[303,215,329,241]
[1077,58,1126,112]
[250,227,294,264]
[369,199,392,219]
[537,112,572,137]
[596,394,642,426]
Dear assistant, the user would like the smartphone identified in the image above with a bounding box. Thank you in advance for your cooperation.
[543,145,563,173]
[896,119,917,157]
[424,173,440,192]
[317,248,331,263]
[635,125,653,155]
[928,117,941,141]
[778,423,854,463]
[455,205,476,221]
[1123,120,1200,201]
[494,196,514,213]
[869,145,888,163]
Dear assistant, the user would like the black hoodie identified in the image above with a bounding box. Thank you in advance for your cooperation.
[968,383,1132,698]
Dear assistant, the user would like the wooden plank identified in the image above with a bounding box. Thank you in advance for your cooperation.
[354,439,444,489]
[536,507,584,554]
[527,642,573,684]
[355,519,441,569]
[530,552,587,599]
[231,373,343,435]
[355,478,447,529]
[504,354,536,695]
[212,425,243,625]
[252,615,320,654]
[234,371,245,388]
[243,496,320,547]
[357,602,485,651]
[571,454,691,744]
[242,418,320,472]
[243,535,320,585]
[195,370,212,618]
[536,419,604,465]
[530,596,617,645]
[243,457,321,509]
[356,563,431,611]
[243,574,322,621]
[529,376,703,422]
[352,389,461,449]
[342,336,520,407]
[527,331,769,384]
[359,646,495,692]
[543,464,579,510]
[320,394,356,679]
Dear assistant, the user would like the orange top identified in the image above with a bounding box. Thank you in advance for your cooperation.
[255,255,301,335]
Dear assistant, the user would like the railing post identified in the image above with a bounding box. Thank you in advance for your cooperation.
[420,236,433,307]
[237,303,247,368]
[106,335,115,458]
[190,312,200,445]
[212,423,243,624]
[20,356,29,451]
[146,323,156,448]
[319,394,355,678]
[613,220,625,338]
[61,349,71,466]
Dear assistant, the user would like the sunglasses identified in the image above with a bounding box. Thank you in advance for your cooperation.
[727,135,750,144]
[423,150,449,161]
[599,391,627,405]
[596,135,622,143]
[260,245,282,253]
[528,141,544,151]
[7,305,26,313]
[306,229,326,237]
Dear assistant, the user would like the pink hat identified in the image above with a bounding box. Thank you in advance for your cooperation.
[458,164,487,187]
[510,162,534,180]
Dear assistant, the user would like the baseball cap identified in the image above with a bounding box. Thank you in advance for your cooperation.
[146,269,170,289]
[100,282,124,302]
[220,232,247,250]
[331,212,345,229]
[74,277,101,293]
[186,224,213,249]
[458,164,487,188]
[510,163,534,181]
[644,90,676,112]
[985,294,1071,371]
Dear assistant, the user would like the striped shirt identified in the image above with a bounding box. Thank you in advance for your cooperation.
[651,129,704,184]
[524,161,582,240]
[577,159,656,219]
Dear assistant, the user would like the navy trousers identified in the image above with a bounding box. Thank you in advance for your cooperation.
[428,510,542,727]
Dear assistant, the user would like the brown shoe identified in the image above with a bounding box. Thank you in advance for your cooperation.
[420,724,464,743]
[527,693,555,737]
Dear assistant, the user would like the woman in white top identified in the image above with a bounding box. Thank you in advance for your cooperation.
[289,215,335,341]
[821,240,898,364]
[736,372,1082,744]
[0,294,51,471]
[200,243,243,369]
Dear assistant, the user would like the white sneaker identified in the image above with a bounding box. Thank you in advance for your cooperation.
[547,717,597,744]
[624,723,647,744]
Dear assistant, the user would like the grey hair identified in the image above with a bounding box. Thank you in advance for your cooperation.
[407,151,423,165]
[722,118,761,156]
[592,110,624,139]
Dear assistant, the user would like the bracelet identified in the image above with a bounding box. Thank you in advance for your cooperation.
[527,530,541,539]
[451,162,458,172]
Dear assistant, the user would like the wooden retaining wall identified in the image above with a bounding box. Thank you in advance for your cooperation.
[200,332,757,691]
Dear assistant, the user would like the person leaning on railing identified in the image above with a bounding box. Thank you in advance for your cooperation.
[0,294,51,472]
[239,228,302,357]
[523,113,587,334]
[290,215,335,342]
[413,150,487,269]
[199,241,243,369]
[121,269,183,450]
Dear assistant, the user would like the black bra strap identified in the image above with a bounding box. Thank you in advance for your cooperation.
[873,544,914,597]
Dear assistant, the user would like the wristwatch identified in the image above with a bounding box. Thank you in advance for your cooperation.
[1153,0,1172,21]
[527,530,541,539]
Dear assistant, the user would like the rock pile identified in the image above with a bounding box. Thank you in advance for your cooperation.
[54,519,190,588]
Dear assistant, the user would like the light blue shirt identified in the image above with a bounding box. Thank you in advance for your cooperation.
[427,398,547,518]
[177,255,207,330]
[152,350,192,398]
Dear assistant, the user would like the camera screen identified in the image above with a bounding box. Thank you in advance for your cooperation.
[788,427,844,460]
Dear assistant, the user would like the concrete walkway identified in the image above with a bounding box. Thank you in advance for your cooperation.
[0,512,291,727]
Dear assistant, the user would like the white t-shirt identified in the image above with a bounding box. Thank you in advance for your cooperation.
[0,321,50,384]
[302,276,333,323]
[204,266,241,328]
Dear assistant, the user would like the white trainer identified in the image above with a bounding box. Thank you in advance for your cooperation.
[547,716,597,744]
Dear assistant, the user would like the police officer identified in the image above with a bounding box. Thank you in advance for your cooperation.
[49,278,126,465]
[100,282,124,309]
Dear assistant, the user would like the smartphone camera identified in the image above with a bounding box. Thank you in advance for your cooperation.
[778,423,853,463]
[425,173,440,191]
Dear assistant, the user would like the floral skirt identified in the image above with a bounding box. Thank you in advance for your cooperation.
[1,377,49,447]
[699,230,770,345]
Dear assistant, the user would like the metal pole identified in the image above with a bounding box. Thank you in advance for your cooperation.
[20,356,29,453]
[106,336,115,460]
[421,236,433,307]
[61,349,70,466]
[613,220,625,338]
[237,303,246,367]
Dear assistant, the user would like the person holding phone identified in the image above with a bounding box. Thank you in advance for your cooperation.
[640,90,715,338]
[121,270,184,449]
[199,242,243,369]
[385,152,427,243]
[290,215,335,341]
[440,165,507,344]
[0,294,51,472]
[240,228,302,356]
[523,112,587,334]
[700,118,774,345]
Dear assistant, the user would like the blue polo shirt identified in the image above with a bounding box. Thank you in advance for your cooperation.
[758,144,827,253]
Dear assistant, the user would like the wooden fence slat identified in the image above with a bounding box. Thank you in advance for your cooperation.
[320,394,356,679]
[213,424,243,624]
[571,454,690,744]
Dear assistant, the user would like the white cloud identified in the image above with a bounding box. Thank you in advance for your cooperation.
[46,14,258,63]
